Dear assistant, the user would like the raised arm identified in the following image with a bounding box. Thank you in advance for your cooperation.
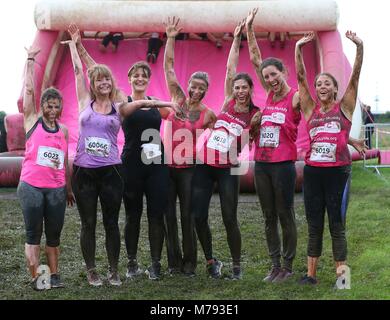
[119,99,180,118]
[63,39,90,112]
[224,20,245,100]
[163,17,186,105]
[23,47,41,132]
[68,24,96,69]
[340,31,364,120]
[245,8,265,89]
[295,32,316,120]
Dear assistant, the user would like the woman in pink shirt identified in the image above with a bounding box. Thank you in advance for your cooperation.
[17,47,74,290]
[295,31,363,285]
[163,16,217,277]
[246,8,301,283]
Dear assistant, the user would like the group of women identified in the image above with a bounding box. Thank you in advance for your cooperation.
[18,7,364,290]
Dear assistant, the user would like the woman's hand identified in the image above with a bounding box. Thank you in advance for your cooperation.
[296,32,315,48]
[233,19,245,38]
[346,30,363,46]
[245,7,259,29]
[164,16,183,38]
[68,23,82,44]
[67,190,76,207]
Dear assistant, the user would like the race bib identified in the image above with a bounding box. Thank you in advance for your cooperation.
[85,137,111,157]
[36,146,64,169]
[207,130,234,153]
[214,120,243,136]
[310,142,337,162]
[259,126,280,148]
[141,143,162,160]
[261,112,286,125]
[309,121,341,138]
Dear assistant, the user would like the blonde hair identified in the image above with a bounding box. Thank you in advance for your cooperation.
[87,64,119,101]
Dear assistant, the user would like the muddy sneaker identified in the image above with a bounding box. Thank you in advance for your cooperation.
[207,259,223,279]
[87,268,103,287]
[167,267,181,276]
[263,266,281,282]
[126,259,143,279]
[299,274,318,285]
[107,271,122,286]
[145,261,161,280]
[226,266,242,280]
[272,268,293,283]
[50,273,65,288]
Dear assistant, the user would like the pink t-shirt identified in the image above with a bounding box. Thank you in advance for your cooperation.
[305,103,351,167]
[165,108,207,168]
[200,100,257,168]
[254,89,301,162]
[20,118,67,188]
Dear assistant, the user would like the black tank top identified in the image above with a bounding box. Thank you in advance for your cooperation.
[121,96,165,162]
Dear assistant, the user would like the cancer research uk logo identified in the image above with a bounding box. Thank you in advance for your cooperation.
[139,125,251,176]
[336,265,351,289]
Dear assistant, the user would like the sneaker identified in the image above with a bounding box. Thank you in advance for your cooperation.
[272,268,293,283]
[146,53,152,62]
[263,266,281,282]
[87,268,103,287]
[207,259,223,279]
[299,274,318,285]
[126,259,143,279]
[167,267,181,276]
[151,53,157,64]
[107,271,122,286]
[145,261,161,280]
[227,266,242,280]
[184,271,196,278]
[50,273,65,288]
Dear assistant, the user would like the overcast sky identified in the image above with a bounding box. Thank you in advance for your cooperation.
[0,0,389,114]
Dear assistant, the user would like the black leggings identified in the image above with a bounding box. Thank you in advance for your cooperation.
[122,158,169,263]
[72,164,123,271]
[165,166,197,273]
[254,161,297,270]
[303,165,351,261]
[191,164,241,265]
[17,181,66,247]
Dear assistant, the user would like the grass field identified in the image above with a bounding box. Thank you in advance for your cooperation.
[0,162,389,300]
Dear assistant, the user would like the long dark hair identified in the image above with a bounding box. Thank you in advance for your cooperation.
[232,73,256,112]
[314,72,339,100]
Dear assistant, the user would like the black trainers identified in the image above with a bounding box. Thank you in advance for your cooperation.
[167,267,181,276]
[263,266,281,282]
[126,259,143,279]
[299,274,318,285]
[87,268,103,287]
[272,268,294,283]
[107,271,122,286]
[227,266,242,280]
[207,259,223,279]
[145,261,161,280]
[50,273,65,288]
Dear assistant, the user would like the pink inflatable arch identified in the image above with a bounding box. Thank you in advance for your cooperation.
[0,1,362,190]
